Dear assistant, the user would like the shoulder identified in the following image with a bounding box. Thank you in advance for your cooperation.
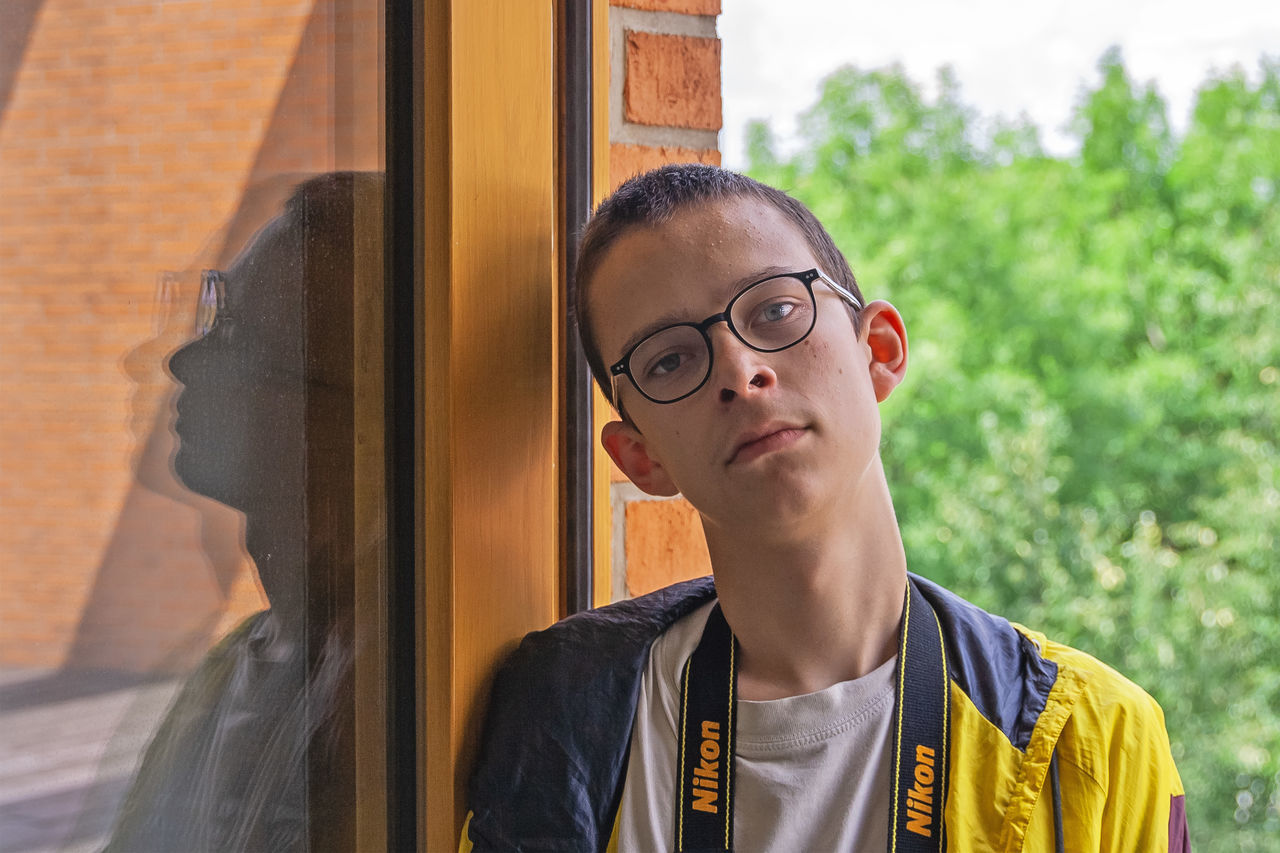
[912,574,1058,751]
[914,572,1176,766]
[465,577,717,850]
[1022,625,1167,724]
[1020,626,1183,794]
[908,578,1186,850]
[489,576,717,700]
[1018,627,1187,848]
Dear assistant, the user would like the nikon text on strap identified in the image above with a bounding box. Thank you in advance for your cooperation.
[674,599,737,853]
[674,581,950,853]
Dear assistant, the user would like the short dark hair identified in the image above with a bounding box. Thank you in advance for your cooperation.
[573,164,864,405]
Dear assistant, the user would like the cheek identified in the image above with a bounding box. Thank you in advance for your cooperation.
[791,337,846,385]
[788,338,876,422]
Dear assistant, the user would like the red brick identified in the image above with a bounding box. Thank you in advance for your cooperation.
[610,143,720,190]
[611,0,720,13]
[624,30,721,130]
[112,4,160,18]
[624,498,712,596]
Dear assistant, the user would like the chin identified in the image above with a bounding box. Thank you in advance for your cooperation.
[707,477,824,535]
[174,443,245,512]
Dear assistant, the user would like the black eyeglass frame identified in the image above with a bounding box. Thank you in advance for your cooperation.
[608,267,863,406]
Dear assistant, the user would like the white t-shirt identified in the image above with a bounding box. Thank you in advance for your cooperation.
[616,601,896,852]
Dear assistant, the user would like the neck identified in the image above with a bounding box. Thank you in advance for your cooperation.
[702,467,907,701]
[246,511,307,629]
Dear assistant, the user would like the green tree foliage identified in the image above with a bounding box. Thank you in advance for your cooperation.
[747,51,1280,850]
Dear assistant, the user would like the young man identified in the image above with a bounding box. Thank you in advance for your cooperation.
[462,165,1188,851]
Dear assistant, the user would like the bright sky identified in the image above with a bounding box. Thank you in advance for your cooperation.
[719,0,1279,168]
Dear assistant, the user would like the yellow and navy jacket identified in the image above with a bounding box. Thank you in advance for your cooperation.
[462,575,1189,851]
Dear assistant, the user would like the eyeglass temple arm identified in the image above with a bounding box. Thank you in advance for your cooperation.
[815,269,862,311]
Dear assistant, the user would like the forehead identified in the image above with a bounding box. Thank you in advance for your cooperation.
[219,214,305,310]
[226,214,294,281]
[589,196,817,359]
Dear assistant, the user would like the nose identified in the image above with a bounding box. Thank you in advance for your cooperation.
[708,324,776,404]
[167,333,210,384]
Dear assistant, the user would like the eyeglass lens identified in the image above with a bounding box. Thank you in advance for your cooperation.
[628,275,817,402]
[196,269,225,337]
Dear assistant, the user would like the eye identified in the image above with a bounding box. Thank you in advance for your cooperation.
[761,300,797,322]
[628,324,707,394]
[643,348,695,379]
[746,296,807,330]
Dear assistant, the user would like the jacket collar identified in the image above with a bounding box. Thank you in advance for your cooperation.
[911,574,1058,751]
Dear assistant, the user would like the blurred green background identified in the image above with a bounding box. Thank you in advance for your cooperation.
[745,49,1278,851]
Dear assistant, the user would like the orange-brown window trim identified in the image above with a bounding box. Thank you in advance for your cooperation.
[418,0,567,847]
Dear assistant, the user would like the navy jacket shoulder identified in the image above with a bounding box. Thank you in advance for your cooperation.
[467,577,716,851]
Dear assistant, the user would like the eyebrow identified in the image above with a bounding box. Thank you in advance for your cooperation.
[614,264,796,358]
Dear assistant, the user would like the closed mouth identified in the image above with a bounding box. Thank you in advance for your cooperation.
[728,425,808,465]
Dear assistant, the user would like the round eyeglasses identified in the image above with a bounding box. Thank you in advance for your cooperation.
[608,268,862,405]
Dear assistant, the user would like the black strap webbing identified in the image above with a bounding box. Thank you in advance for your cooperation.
[887,582,950,852]
[674,603,736,852]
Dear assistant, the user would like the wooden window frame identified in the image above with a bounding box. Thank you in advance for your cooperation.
[395,1,611,847]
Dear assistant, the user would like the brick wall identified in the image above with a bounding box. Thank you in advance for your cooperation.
[609,0,721,186]
[0,0,381,672]
[606,0,719,600]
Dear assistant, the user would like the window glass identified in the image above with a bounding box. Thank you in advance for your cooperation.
[0,2,385,849]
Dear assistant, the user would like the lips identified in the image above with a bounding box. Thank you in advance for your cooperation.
[728,423,808,465]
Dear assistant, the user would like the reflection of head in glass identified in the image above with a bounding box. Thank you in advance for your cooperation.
[170,212,306,515]
[108,172,382,852]
[167,171,382,630]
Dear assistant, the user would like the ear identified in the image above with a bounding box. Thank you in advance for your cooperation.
[860,300,908,402]
[601,419,679,497]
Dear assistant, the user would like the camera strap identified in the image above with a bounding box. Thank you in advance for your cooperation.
[673,581,950,852]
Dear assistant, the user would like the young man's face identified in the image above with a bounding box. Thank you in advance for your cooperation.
[592,196,908,537]
[168,215,306,516]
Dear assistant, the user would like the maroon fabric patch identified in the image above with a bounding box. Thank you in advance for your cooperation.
[1169,794,1190,852]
